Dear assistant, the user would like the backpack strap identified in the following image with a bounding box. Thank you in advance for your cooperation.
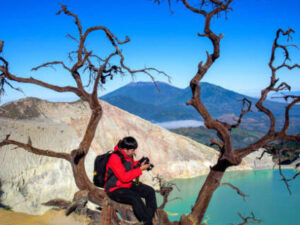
[105,151,126,184]
[113,150,126,163]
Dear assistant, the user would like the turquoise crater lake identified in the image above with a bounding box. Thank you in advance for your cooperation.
[156,169,300,225]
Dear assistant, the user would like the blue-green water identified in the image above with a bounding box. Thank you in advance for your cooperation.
[156,169,300,225]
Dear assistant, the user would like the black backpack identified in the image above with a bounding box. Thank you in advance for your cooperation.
[93,150,125,188]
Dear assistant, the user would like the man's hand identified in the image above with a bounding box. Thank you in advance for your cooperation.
[140,161,151,171]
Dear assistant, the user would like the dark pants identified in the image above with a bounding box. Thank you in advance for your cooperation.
[107,183,157,225]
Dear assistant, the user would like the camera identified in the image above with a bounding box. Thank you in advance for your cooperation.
[138,157,154,171]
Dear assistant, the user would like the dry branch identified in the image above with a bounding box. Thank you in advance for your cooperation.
[256,150,269,160]
[217,98,252,131]
[276,147,293,195]
[234,29,300,159]
[0,137,71,161]
[286,172,300,181]
[220,183,248,201]
[153,176,180,209]
[32,61,71,72]
[0,41,4,53]
[119,52,171,90]
[236,212,262,225]
[42,199,72,210]
[263,146,300,195]
[0,68,87,100]
[210,138,224,150]
[182,0,207,15]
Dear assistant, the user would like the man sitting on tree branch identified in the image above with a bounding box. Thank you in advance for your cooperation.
[105,137,157,225]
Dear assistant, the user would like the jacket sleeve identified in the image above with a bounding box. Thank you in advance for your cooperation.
[133,159,140,167]
[108,154,142,183]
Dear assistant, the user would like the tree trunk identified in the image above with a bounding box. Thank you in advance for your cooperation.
[181,163,227,224]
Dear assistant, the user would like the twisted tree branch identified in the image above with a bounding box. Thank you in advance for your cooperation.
[234,29,300,159]
[210,138,224,150]
[32,61,72,72]
[235,212,262,225]
[217,98,252,131]
[0,136,71,161]
[153,176,180,209]
[220,183,248,201]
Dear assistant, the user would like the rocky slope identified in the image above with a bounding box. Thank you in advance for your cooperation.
[0,98,273,214]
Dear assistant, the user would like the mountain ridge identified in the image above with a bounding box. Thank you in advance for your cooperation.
[101,81,300,133]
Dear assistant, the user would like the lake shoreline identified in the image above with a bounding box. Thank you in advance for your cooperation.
[159,169,300,225]
[166,166,296,182]
[1,168,298,225]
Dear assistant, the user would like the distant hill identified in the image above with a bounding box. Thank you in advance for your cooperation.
[101,81,300,133]
[103,81,183,106]
[171,126,265,150]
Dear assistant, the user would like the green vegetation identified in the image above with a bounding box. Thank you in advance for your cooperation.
[170,126,264,150]
[171,127,300,165]
[271,139,300,165]
[272,139,300,150]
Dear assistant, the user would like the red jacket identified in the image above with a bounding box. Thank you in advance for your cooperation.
[104,145,142,192]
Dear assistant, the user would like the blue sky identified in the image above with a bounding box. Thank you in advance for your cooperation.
[1,0,300,104]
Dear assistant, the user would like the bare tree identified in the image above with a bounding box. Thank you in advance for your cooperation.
[152,0,300,225]
[0,4,170,225]
[1,1,300,225]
